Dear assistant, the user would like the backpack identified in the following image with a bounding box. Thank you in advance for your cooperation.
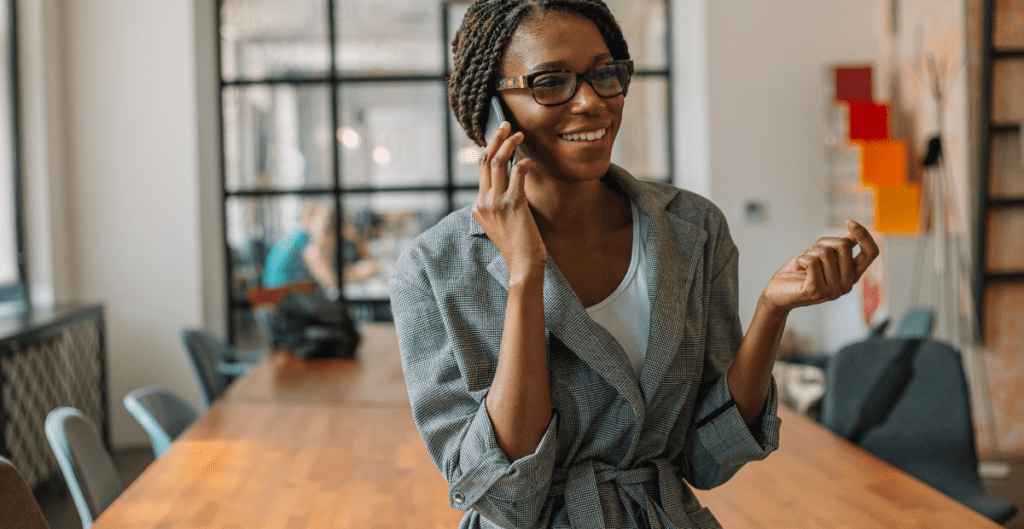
[269,292,361,359]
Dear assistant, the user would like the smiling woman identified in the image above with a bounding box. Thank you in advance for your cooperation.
[390,1,879,528]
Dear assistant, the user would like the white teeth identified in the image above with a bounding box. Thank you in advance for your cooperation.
[560,128,607,142]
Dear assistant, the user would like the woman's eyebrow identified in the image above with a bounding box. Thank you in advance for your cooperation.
[528,53,614,73]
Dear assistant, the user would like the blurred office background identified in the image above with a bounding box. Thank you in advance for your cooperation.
[2,0,1021,467]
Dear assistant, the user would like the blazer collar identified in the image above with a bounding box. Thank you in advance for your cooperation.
[478,165,708,409]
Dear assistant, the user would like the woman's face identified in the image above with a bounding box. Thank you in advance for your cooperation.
[499,12,624,184]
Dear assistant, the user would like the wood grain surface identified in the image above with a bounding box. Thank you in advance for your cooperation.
[694,406,1003,528]
[92,323,1002,528]
[93,403,461,529]
[224,323,411,407]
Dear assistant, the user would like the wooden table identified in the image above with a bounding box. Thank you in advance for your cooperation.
[93,323,1003,528]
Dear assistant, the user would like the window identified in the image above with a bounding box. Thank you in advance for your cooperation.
[0,0,24,308]
[217,0,672,345]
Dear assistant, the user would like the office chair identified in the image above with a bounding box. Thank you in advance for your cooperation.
[180,328,262,409]
[124,385,200,458]
[0,455,52,529]
[892,306,935,338]
[822,338,1017,524]
[45,407,124,529]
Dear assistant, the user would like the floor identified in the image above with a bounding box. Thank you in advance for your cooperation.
[36,447,154,529]
[32,449,1024,528]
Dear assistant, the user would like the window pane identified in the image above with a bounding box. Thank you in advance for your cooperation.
[223,84,334,191]
[445,3,469,71]
[603,0,668,70]
[612,75,669,180]
[453,190,476,210]
[220,0,330,81]
[342,192,446,301]
[0,0,15,288]
[339,82,446,189]
[226,195,338,302]
[336,0,443,74]
[450,109,480,187]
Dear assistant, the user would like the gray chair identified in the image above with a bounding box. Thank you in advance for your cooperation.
[893,306,935,338]
[180,328,262,409]
[0,455,51,529]
[822,338,1017,524]
[45,407,124,529]
[124,385,200,458]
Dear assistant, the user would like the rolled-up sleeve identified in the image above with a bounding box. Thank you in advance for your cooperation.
[685,373,781,489]
[679,217,781,490]
[389,257,557,528]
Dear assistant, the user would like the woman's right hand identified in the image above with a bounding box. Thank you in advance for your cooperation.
[472,122,546,281]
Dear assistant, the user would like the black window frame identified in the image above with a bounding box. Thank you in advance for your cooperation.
[215,0,674,343]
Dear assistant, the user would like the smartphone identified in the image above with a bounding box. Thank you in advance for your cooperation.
[483,95,516,178]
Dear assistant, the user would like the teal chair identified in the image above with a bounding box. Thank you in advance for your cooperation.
[180,328,262,409]
[893,306,935,338]
[124,386,200,458]
[45,407,123,529]
[822,338,1017,524]
[0,456,51,529]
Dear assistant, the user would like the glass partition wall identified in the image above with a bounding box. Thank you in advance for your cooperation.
[218,0,672,346]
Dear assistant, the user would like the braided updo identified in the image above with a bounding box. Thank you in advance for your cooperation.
[448,0,630,147]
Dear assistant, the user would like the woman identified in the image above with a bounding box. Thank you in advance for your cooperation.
[389,1,878,527]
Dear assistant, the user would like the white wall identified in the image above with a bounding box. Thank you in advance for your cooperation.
[704,1,879,347]
[21,0,215,448]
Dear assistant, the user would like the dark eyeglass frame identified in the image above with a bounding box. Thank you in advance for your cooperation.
[495,60,634,107]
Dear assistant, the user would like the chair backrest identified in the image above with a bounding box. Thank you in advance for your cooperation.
[893,306,935,338]
[180,328,232,409]
[0,456,51,529]
[822,338,1017,523]
[124,386,200,458]
[45,407,123,529]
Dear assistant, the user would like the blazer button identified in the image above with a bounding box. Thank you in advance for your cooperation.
[453,491,466,504]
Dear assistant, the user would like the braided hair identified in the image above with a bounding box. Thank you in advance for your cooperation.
[448,0,630,146]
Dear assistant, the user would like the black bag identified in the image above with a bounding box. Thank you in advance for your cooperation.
[269,292,361,359]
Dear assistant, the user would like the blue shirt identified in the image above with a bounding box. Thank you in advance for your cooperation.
[262,230,311,287]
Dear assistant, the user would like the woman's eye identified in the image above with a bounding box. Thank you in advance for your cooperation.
[593,68,615,80]
[533,75,569,88]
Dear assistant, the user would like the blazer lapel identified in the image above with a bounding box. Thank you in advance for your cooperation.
[607,167,707,404]
[484,248,646,416]
[477,211,646,424]
[637,207,706,403]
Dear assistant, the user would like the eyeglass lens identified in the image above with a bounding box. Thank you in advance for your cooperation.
[531,63,630,105]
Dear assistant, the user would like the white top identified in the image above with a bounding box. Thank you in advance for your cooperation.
[585,201,651,378]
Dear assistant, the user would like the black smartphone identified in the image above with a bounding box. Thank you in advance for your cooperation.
[483,95,516,178]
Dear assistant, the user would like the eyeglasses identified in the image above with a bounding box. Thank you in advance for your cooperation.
[496,60,634,106]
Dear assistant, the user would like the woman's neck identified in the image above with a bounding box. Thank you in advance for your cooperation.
[525,173,630,241]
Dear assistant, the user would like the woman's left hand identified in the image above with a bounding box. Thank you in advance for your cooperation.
[761,219,879,316]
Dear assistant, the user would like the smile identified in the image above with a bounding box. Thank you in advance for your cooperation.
[558,127,608,142]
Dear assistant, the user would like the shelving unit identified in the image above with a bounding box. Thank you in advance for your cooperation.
[976,0,1024,335]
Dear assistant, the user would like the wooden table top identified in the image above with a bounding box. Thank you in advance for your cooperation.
[93,323,1003,528]
[224,323,410,407]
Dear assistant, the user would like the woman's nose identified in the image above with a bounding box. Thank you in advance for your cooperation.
[569,80,606,114]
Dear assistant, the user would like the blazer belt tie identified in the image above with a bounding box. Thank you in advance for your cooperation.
[549,458,689,529]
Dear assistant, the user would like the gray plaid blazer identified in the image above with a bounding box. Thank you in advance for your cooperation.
[390,165,781,529]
